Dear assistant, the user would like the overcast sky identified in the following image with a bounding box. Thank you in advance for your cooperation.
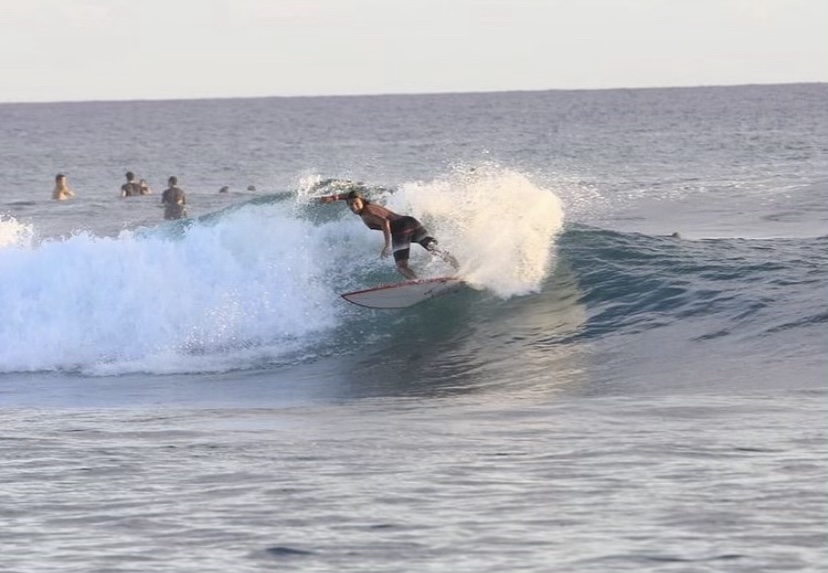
[0,0,825,103]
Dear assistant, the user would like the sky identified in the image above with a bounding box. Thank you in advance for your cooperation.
[0,0,825,103]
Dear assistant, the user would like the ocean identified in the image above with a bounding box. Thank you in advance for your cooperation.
[0,84,826,572]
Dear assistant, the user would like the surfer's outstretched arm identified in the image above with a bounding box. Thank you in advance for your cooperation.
[317,194,346,204]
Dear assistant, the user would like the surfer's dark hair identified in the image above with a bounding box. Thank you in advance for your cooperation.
[346,190,362,201]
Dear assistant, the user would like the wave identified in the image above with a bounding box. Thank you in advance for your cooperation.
[2,165,824,377]
[0,167,565,375]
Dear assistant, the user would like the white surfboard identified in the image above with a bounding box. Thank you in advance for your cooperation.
[341,277,465,309]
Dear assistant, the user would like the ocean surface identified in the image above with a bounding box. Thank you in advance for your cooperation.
[1,84,826,572]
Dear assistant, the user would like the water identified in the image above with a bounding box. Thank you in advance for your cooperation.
[1,84,826,572]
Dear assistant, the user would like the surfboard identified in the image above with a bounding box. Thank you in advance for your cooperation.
[341,277,465,309]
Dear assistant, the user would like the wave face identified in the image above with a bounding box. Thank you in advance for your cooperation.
[560,227,828,342]
[555,226,828,392]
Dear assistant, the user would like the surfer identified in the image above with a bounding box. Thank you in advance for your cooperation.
[318,190,458,280]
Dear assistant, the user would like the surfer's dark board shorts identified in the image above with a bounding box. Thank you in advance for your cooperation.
[391,216,435,261]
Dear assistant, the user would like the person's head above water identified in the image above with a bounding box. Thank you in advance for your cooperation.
[168,176,178,186]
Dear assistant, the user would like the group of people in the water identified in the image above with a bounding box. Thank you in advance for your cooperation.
[50,171,247,221]
[118,172,188,220]
[51,173,264,221]
[52,171,188,220]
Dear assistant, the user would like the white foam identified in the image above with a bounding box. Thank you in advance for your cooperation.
[389,164,565,297]
[0,204,340,374]
[0,216,33,249]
